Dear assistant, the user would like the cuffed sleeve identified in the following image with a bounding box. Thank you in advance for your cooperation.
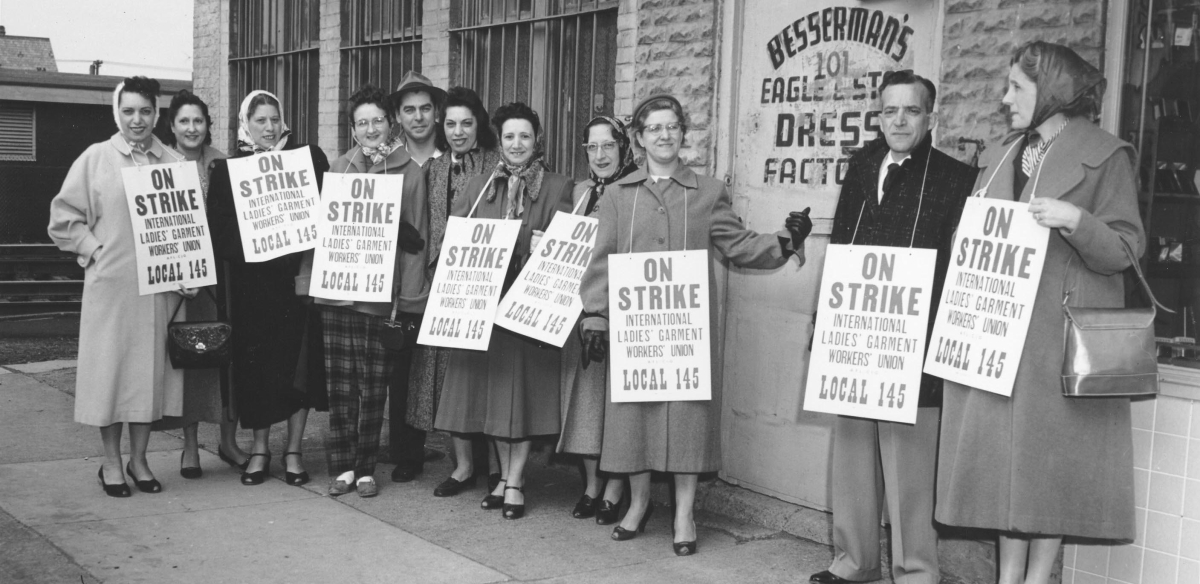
[708,185,795,269]
[1060,149,1143,275]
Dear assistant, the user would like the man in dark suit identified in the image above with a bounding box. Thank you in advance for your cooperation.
[810,71,977,584]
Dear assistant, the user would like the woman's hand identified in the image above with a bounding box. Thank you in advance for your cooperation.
[529,230,545,254]
[173,284,199,299]
[1028,197,1082,232]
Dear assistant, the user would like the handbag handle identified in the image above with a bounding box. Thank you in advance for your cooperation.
[169,287,219,323]
[1062,237,1174,314]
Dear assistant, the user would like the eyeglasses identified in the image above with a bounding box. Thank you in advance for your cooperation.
[354,117,389,129]
[582,141,618,154]
[643,123,682,136]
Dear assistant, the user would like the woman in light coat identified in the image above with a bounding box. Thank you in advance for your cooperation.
[578,94,811,555]
[936,41,1144,584]
[49,77,188,497]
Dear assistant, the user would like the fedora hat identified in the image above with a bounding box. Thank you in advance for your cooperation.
[388,71,447,109]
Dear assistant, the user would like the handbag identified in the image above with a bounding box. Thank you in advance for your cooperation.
[1061,238,1174,397]
[379,296,421,353]
[167,288,233,369]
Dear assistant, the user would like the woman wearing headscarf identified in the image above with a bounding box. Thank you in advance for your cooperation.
[206,90,330,486]
[305,85,428,498]
[557,115,638,522]
[151,89,245,479]
[578,94,810,555]
[434,102,574,519]
[935,41,1143,584]
[414,86,504,497]
[49,77,188,496]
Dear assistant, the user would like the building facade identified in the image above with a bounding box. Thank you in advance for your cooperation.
[193,1,1200,582]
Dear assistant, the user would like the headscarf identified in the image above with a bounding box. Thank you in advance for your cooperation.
[112,81,159,155]
[237,90,291,154]
[581,115,638,215]
[485,155,546,220]
[1004,42,1106,145]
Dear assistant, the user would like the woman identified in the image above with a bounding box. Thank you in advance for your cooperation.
[49,77,187,496]
[310,85,429,497]
[151,89,248,478]
[557,115,638,522]
[207,90,330,486]
[578,95,809,554]
[935,41,1142,584]
[413,86,504,498]
[434,102,573,519]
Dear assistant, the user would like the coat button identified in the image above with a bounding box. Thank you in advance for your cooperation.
[657,207,665,214]
[656,237,665,244]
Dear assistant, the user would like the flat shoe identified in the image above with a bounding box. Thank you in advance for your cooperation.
[97,467,131,498]
[356,477,378,498]
[328,479,354,497]
[433,475,476,497]
[125,462,162,494]
[180,451,202,479]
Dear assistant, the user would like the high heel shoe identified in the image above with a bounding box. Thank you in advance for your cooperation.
[572,493,599,519]
[240,452,271,486]
[97,467,131,498]
[180,451,202,479]
[502,485,525,520]
[672,520,698,556]
[217,446,249,471]
[283,452,309,486]
[481,480,506,510]
[125,462,162,493]
[611,504,653,540]
[595,499,620,525]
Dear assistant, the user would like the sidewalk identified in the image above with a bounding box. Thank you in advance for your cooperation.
[0,361,837,584]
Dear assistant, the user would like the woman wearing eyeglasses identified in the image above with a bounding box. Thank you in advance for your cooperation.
[434,102,573,519]
[578,94,812,555]
[557,116,639,523]
[413,87,504,498]
[303,85,428,498]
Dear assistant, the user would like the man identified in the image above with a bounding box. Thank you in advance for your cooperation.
[387,71,446,483]
[810,71,977,584]
[389,71,445,167]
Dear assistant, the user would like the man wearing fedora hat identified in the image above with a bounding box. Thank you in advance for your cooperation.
[390,71,447,168]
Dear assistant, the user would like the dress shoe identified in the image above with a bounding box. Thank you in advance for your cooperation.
[356,477,378,498]
[572,494,599,519]
[97,467,131,498]
[502,485,525,520]
[672,520,697,556]
[809,570,860,584]
[283,452,309,486]
[486,472,502,492]
[482,480,506,510]
[240,452,271,486]
[180,451,202,479]
[433,475,476,497]
[391,462,421,483]
[218,446,249,471]
[612,505,653,540]
[125,462,162,493]
[595,499,620,525]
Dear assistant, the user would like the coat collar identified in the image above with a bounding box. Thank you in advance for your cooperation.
[343,144,416,173]
[616,164,700,190]
[977,118,1129,202]
[109,133,170,160]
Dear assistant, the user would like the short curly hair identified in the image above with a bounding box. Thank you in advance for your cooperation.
[436,86,497,151]
[164,90,213,147]
[346,85,392,126]
[120,76,160,107]
[492,101,541,139]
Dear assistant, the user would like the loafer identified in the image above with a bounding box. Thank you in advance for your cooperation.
[328,479,354,497]
[356,477,378,498]
[433,475,476,497]
[391,462,421,483]
[810,570,861,584]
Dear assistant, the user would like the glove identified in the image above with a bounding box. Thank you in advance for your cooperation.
[397,220,426,254]
[580,329,608,369]
[785,207,813,250]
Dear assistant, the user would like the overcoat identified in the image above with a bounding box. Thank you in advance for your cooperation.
[433,169,574,438]
[206,143,330,430]
[407,147,502,432]
[580,165,798,473]
[557,179,606,456]
[48,134,184,426]
[936,118,1143,541]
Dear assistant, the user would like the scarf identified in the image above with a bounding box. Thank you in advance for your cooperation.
[1019,118,1067,178]
[582,115,639,215]
[486,156,545,220]
[357,132,405,167]
[1004,42,1106,145]
[236,90,292,154]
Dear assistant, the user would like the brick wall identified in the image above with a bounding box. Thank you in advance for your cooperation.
[422,0,452,89]
[937,0,1105,160]
[630,0,720,173]
[318,0,343,161]
[192,0,230,155]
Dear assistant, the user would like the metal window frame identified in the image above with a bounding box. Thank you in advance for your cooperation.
[449,0,618,179]
[0,104,36,162]
[340,0,426,151]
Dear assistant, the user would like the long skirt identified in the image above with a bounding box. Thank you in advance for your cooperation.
[152,288,225,431]
[556,327,605,455]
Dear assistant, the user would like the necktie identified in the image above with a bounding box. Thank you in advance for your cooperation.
[881,162,903,199]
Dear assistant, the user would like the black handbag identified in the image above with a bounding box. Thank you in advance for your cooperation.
[380,297,421,353]
[167,288,233,369]
[1061,239,1174,397]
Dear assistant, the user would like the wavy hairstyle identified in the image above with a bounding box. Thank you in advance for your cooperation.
[163,90,213,147]
[436,86,497,152]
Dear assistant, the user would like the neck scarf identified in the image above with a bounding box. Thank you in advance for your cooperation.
[1020,118,1068,178]
[357,132,404,166]
[486,155,545,220]
[1004,42,1106,145]
[583,115,639,215]
[112,81,158,155]
[237,90,292,154]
